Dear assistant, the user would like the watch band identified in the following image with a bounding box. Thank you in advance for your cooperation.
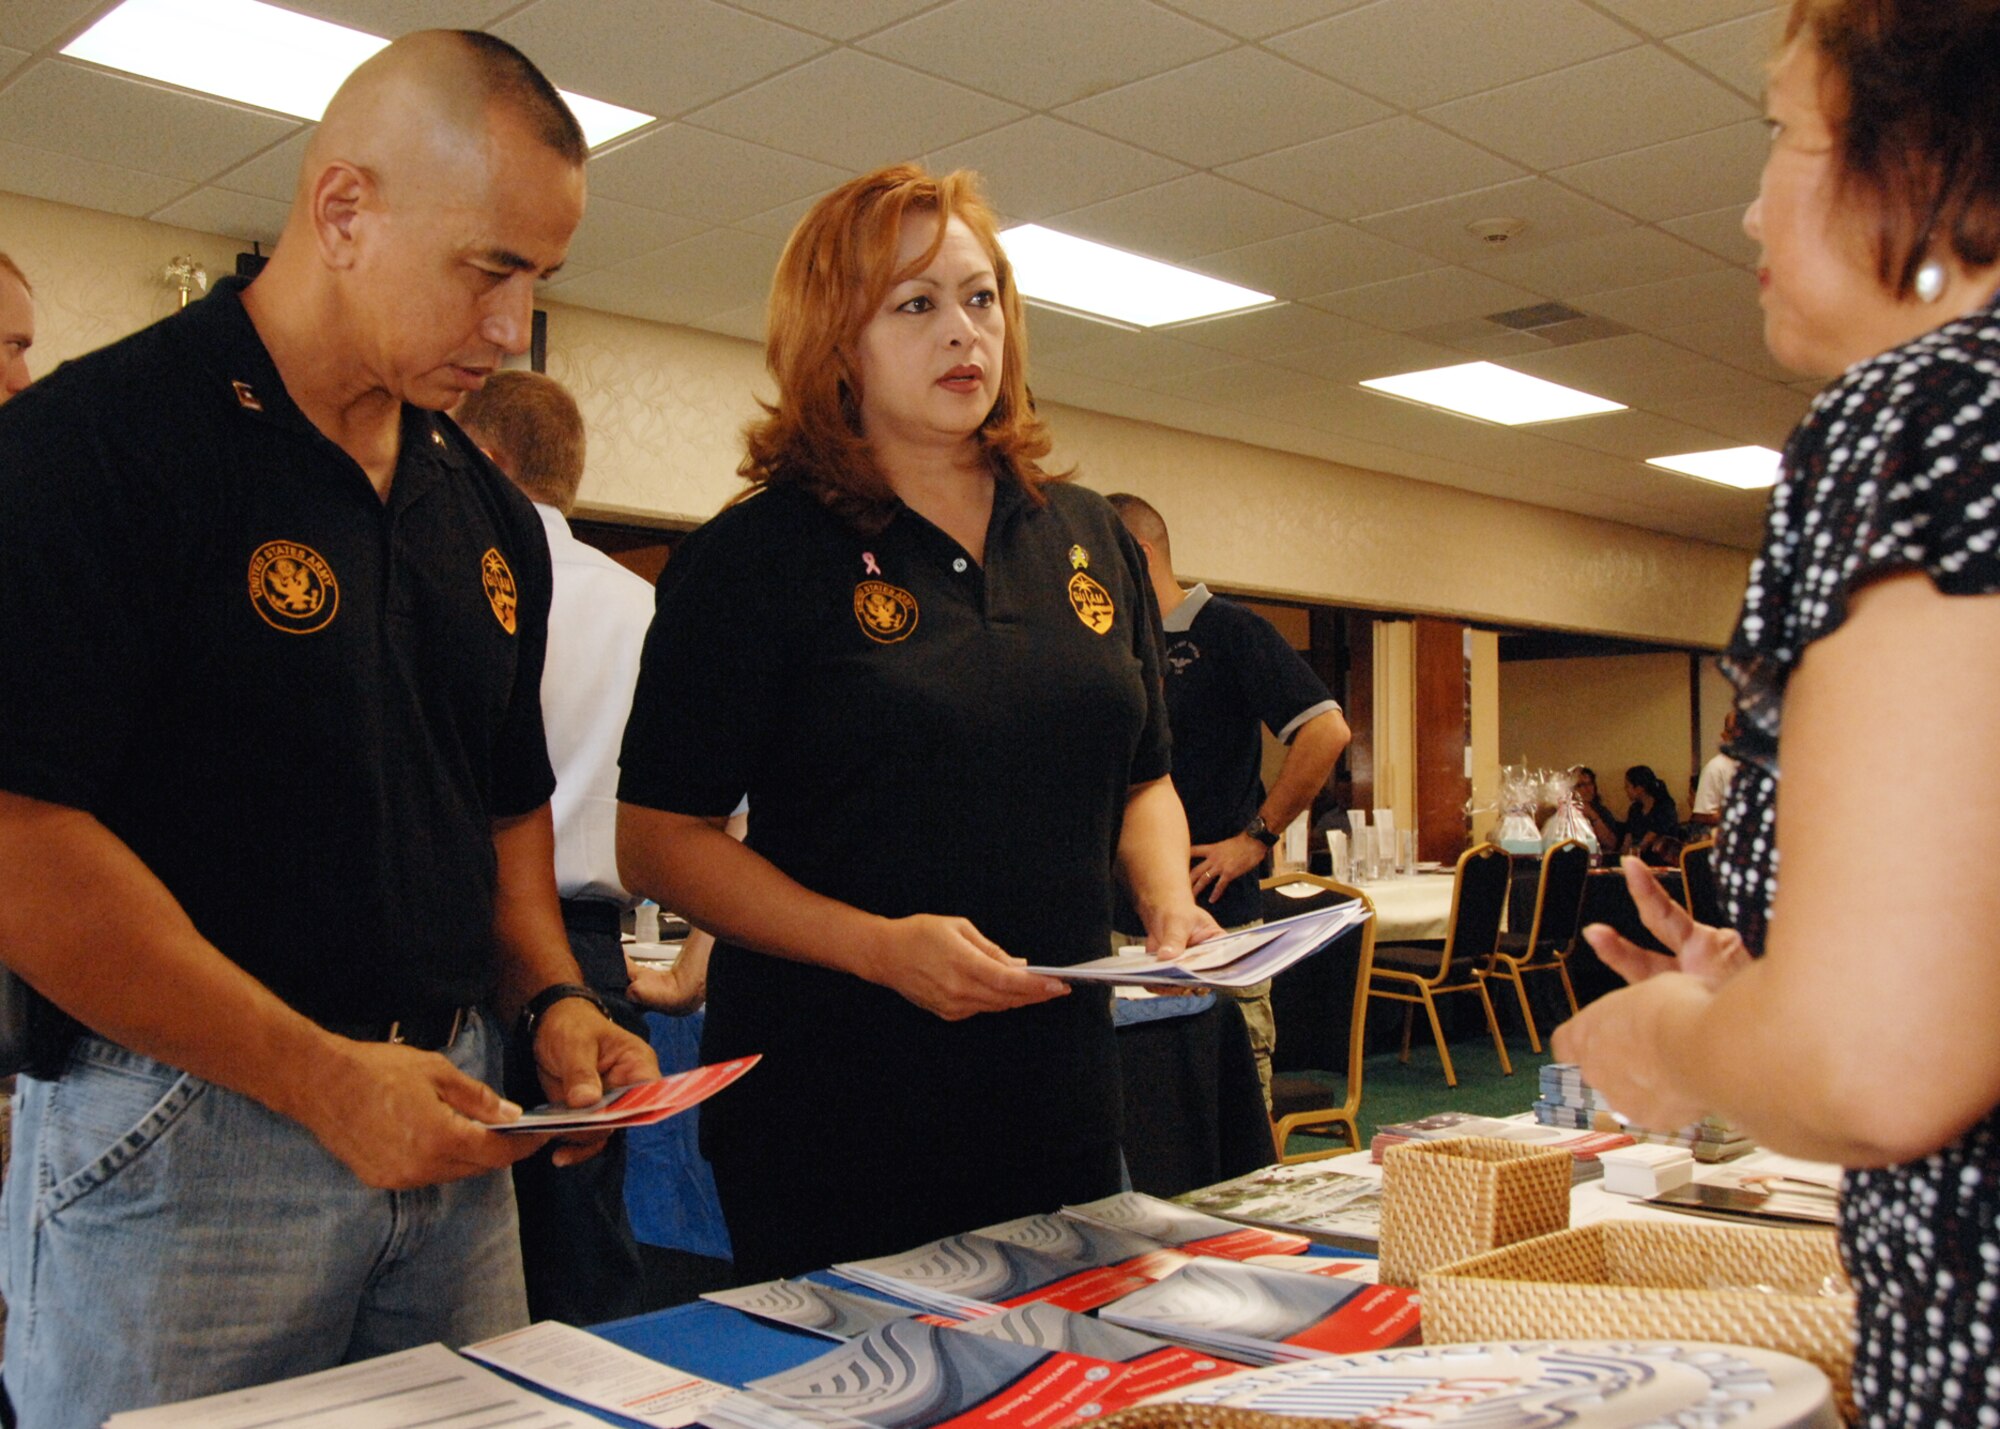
[1244,814,1280,847]
[519,981,609,1042]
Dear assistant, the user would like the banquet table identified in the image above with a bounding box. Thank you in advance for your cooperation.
[1350,871,1456,941]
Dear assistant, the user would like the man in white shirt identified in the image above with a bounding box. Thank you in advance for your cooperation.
[456,368,662,1323]
[1690,709,1741,831]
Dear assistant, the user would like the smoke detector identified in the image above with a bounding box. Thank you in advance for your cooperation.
[1466,216,1528,245]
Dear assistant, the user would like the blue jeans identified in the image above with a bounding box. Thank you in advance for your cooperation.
[0,1013,528,1429]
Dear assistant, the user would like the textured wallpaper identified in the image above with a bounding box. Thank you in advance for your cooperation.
[1,190,1747,647]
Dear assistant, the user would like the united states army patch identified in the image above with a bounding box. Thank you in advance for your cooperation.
[854,580,918,644]
[1068,571,1115,635]
[247,540,338,634]
[481,548,518,634]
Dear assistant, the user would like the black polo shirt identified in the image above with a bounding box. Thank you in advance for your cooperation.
[0,278,555,1035]
[1117,585,1339,932]
[619,476,1169,1167]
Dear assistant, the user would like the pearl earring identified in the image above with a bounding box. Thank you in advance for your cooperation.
[1914,259,1948,303]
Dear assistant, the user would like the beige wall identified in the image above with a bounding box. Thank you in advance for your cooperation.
[1499,651,1697,812]
[2,188,1749,648]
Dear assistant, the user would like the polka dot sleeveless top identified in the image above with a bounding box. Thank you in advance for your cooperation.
[1717,292,2000,1425]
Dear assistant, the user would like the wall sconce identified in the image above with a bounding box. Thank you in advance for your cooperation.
[163,255,209,309]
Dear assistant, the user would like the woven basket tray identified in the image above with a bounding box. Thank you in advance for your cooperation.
[1419,1219,1855,1414]
[1377,1137,1571,1287]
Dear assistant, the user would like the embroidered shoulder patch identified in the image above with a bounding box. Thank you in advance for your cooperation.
[1068,571,1115,635]
[481,548,518,634]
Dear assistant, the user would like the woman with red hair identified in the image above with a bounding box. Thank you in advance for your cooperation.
[618,165,1217,1280]
[1556,3,2000,1422]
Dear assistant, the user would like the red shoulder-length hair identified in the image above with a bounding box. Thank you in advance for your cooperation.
[739,163,1064,532]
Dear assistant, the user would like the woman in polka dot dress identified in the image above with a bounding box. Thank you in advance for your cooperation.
[1553,3,2000,1424]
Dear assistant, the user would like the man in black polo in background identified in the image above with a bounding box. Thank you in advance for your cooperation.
[1109,494,1349,1109]
[0,32,655,1427]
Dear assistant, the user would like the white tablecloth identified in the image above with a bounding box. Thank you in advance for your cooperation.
[1354,873,1456,941]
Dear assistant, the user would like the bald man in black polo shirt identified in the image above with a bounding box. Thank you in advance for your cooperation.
[0,32,654,1426]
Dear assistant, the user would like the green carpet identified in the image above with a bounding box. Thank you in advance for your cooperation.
[1281,1038,1557,1157]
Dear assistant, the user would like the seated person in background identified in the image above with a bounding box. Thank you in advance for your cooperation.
[1569,766,1622,863]
[1688,710,1741,831]
[1621,765,1681,864]
[0,251,34,402]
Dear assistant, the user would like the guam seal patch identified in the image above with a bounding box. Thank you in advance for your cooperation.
[1068,571,1115,635]
[247,540,339,634]
[481,548,518,634]
[854,580,918,643]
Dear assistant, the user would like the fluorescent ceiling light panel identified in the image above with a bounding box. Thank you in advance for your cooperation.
[1001,224,1276,327]
[1646,445,1782,489]
[1360,361,1626,425]
[63,0,652,148]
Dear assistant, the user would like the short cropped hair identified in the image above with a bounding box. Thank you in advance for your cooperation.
[741,163,1061,533]
[1105,492,1170,564]
[0,252,29,294]
[454,30,586,167]
[1784,0,2000,298]
[455,369,587,514]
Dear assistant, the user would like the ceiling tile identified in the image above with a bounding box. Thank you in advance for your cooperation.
[1050,173,1323,264]
[1146,359,1329,404]
[1356,176,1632,265]
[0,48,26,87]
[1199,221,1435,296]
[1553,119,1765,223]
[1157,0,1372,40]
[295,1,514,34]
[1658,383,1811,445]
[1304,265,1539,331]
[694,299,767,343]
[860,0,1229,109]
[931,117,1189,222]
[216,131,313,204]
[1424,46,1755,171]
[1540,409,1738,461]
[0,0,103,51]
[681,49,1024,171]
[719,0,945,41]
[1019,304,1129,358]
[1271,0,1636,109]
[1220,116,1524,222]
[1659,309,1795,381]
[1589,0,1781,40]
[1470,225,1724,297]
[1056,47,1386,169]
[1484,333,1701,399]
[151,186,290,245]
[1166,302,1373,358]
[1582,267,1759,333]
[1271,331,1465,384]
[1042,330,1237,386]
[545,226,784,326]
[560,197,705,275]
[0,63,299,182]
[1670,10,1785,100]
[735,194,817,240]
[496,0,827,118]
[587,124,847,225]
[0,136,190,216]
[1663,203,1760,265]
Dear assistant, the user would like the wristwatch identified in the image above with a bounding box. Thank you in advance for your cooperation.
[1243,814,1280,847]
[519,982,609,1042]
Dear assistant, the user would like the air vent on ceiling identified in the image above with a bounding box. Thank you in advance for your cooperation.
[1410,303,1633,353]
[1490,301,1591,331]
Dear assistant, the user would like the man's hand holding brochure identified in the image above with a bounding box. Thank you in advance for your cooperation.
[1026,900,1369,989]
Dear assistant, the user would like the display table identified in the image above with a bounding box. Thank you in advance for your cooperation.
[1351,872,1456,941]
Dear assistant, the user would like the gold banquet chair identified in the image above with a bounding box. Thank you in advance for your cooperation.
[1261,874,1376,1160]
[1488,837,1591,1053]
[1680,839,1722,926]
[1365,842,1514,1088]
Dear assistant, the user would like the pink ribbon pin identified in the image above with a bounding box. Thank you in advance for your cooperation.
[862,552,882,576]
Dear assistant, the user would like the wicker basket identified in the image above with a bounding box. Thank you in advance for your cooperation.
[1419,1219,1855,1414]
[1376,1137,1571,1288]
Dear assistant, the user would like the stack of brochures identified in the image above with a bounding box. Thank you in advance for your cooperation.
[835,1213,1190,1317]
[1096,1258,1420,1363]
[954,1303,1247,1410]
[1061,1191,1311,1258]
[1173,1161,1385,1245]
[705,1278,920,1341]
[1025,899,1370,989]
[1369,1109,1632,1181]
[1536,1062,1753,1162]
